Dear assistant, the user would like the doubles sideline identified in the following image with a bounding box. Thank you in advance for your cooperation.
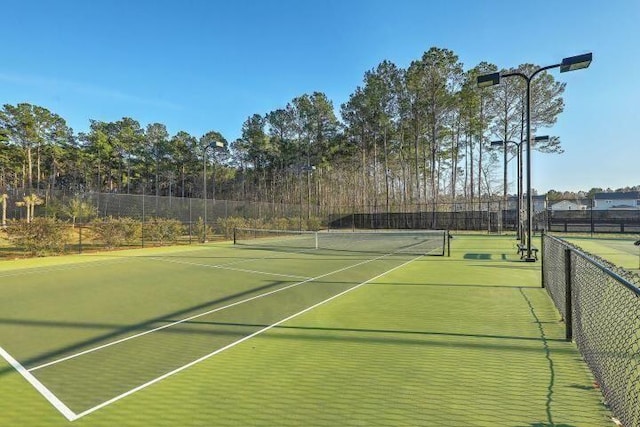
[2,248,423,421]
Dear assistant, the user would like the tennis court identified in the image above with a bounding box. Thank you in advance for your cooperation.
[562,235,640,272]
[0,233,614,426]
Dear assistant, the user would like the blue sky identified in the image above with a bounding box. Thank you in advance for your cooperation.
[1,0,638,193]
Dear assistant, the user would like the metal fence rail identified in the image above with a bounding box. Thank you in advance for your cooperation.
[542,234,640,426]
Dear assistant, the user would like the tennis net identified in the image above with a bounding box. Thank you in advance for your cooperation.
[233,228,449,256]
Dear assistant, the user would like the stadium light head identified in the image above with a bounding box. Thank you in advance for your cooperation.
[204,140,225,150]
[533,135,550,142]
[477,72,501,88]
[560,53,592,73]
[490,140,505,147]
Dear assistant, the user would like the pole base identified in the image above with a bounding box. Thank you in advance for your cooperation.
[524,257,537,263]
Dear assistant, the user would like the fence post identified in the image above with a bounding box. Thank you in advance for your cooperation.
[141,192,145,248]
[564,248,573,342]
[541,230,545,288]
[189,198,192,244]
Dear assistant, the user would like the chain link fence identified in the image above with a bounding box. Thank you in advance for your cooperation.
[547,209,640,234]
[4,191,525,231]
[2,191,312,224]
[0,192,322,258]
[542,234,640,426]
[0,192,562,236]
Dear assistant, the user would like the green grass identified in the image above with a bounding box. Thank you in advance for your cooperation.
[0,235,614,426]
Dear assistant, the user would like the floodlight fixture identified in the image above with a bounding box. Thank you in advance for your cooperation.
[560,53,593,73]
[477,72,501,88]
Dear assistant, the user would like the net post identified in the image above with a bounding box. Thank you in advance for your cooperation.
[446,230,451,257]
[564,247,573,342]
[315,231,319,249]
[233,227,237,245]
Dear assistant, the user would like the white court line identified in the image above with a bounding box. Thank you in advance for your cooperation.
[28,252,391,372]
[0,346,78,421]
[149,256,312,280]
[73,253,425,420]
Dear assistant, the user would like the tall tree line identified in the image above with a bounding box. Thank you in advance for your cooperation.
[0,46,565,212]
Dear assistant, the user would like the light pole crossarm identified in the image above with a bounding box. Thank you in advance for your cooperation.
[531,63,562,79]
[500,71,528,81]
[501,62,562,82]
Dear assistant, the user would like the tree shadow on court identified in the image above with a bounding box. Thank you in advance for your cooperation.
[0,298,572,379]
[568,383,597,391]
[474,263,541,270]
[528,423,578,427]
[0,285,609,426]
[0,279,292,377]
[158,319,568,346]
[366,282,533,289]
[463,253,492,260]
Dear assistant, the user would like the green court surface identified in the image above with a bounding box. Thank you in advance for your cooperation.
[0,235,613,426]
[562,235,640,273]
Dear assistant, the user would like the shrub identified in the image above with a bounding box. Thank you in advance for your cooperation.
[271,217,291,230]
[91,217,142,249]
[306,216,323,231]
[216,216,248,239]
[192,217,214,243]
[61,198,98,225]
[143,218,184,245]
[6,218,70,256]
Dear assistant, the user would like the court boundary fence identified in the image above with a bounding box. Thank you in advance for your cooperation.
[541,233,640,426]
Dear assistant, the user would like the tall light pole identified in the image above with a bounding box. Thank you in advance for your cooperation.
[203,140,225,242]
[297,164,315,230]
[491,135,549,241]
[491,139,522,240]
[478,53,592,261]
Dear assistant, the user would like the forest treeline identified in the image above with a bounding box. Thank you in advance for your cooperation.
[1,46,575,212]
